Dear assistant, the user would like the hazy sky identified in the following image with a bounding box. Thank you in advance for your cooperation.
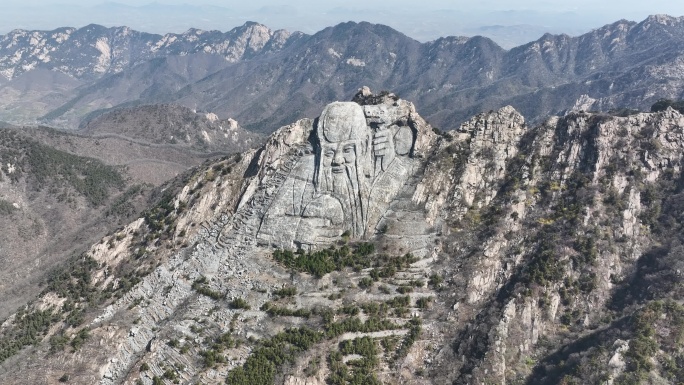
[2,1,684,48]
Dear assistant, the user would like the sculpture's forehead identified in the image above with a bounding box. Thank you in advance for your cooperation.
[323,102,363,116]
[321,140,358,150]
[320,102,367,143]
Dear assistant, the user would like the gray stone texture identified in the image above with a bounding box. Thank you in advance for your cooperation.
[257,92,429,250]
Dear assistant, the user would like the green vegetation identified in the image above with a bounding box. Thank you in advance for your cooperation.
[523,230,565,286]
[272,243,375,278]
[616,301,684,384]
[70,328,90,350]
[368,253,419,280]
[358,277,374,289]
[0,199,16,215]
[105,184,147,218]
[260,302,310,318]
[0,130,125,205]
[192,277,224,300]
[226,327,323,385]
[428,273,443,288]
[416,297,433,309]
[45,255,100,303]
[229,298,250,310]
[0,245,155,363]
[199,330,238,368]
[327,337,382,385]
[396,286,413,294]
[142,192,178,240]
[304,357,321,377]
[223,242,429,383]
[394,318,422,361]
[162,367,178,381]
[49,333,70,352]
[0,308,57,363]
[201,347,226,367]
[272,286,297,297]
[324,317,402,339]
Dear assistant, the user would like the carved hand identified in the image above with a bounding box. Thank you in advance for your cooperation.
[373,129,396,172]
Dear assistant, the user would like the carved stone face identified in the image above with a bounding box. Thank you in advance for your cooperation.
[316,102,369,190]
[322,141,357,174]
[314,102,370,237]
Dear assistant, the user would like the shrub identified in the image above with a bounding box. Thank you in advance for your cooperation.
[192,277,224,300]
[358,277,374,289]
[226,327,323,385]
[272,243,376,278]
[229,298,250,310]
[273,286,297,297]
[416,297,433,309]
[428,273,443,288]
[0,199,16,215]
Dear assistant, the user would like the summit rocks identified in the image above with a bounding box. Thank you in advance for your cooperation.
[1,91,684,384]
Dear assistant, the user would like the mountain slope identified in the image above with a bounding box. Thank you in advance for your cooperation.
[0,22,301,81]
[0,105,260,320]
[0,90,683,384]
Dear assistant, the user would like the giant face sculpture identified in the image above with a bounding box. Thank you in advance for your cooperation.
[310,102,370,238]
[256,99,418,250]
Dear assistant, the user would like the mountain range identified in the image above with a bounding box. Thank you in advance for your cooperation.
[1,15,684,132]
[1,14,684,385]
[1,88,684,384]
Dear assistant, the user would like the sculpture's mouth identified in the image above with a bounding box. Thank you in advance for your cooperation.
[332,166,344,173]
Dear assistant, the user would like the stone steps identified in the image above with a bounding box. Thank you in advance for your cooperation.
[216,146,305,250]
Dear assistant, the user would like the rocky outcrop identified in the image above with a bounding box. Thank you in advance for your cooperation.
[256,90,435,250]
[2,91,684,385]
[91,90,439,384]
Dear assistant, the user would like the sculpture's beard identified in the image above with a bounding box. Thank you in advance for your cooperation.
[327,163,364,237]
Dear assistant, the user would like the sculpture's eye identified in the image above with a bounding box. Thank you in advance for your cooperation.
[325,150,335,158]
[343,145,354,154]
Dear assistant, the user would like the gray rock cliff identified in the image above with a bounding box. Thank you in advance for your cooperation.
[1,91,684,385]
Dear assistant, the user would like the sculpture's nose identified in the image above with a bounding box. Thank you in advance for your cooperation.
[332,150,345,165]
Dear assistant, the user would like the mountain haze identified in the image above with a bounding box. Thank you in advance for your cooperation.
[2,15,684,132]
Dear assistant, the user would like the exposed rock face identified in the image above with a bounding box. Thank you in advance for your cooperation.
[49,90,436,385]
[0,22,300,81]
[2,91,684,385]
[78,104,262,153]
[257,97,428,250]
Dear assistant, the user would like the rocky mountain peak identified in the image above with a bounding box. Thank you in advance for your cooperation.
[5,15,684,131]
[0,21,300,81]
[644,14,682,25]
[245,87,437,250]
[2,90,684,384]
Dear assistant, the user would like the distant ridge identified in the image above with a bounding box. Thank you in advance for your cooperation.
[1,16,684,131]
